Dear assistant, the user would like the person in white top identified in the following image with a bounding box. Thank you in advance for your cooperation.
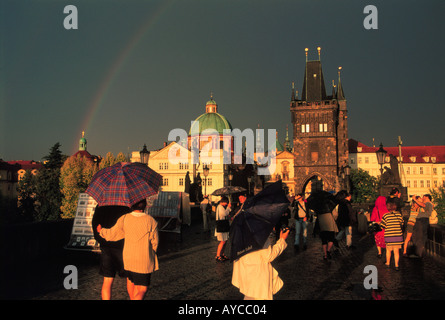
[215,196,231,262]
[232,228,290,300]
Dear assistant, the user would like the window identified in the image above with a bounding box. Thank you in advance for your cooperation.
[179,178,184,186]
[159,162,169,170]
[420,180,424,188]
[427,180,431,188]
[406,167,410,175]
[407,180,411,188]
[433,168,437,175]
[301,124,310,133]
[207,178,212,186]
[179,163,189,170]
[318,123,328,132]
[420,167,423,175]
[162,178,168,186]
[365,157,369,164]
[414,180,417,188]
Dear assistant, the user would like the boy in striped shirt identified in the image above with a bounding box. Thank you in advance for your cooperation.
[380,197,404,270]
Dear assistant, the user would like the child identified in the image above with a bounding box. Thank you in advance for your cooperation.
[380,197,404,270]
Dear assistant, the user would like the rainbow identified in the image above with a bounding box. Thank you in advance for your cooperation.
[74,0,176,154]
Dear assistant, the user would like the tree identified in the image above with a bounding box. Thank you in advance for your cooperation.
[60,154,98,219]
[430,186,445,225]
[17,170,37,221]
[99,152,116,170]
[349,169,379,203]
[34,143,65,221]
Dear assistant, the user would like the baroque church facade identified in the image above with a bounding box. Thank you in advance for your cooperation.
[290,47,349,194]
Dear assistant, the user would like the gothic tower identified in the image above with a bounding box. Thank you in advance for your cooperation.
[290,47,349,193]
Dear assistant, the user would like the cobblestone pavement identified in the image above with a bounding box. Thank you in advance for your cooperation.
[7,219,445,301]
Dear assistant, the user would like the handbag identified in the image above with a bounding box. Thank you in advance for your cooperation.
[216,218,230,232]
[367,221,382,233]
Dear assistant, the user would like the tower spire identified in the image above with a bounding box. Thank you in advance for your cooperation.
[337,67,345,100]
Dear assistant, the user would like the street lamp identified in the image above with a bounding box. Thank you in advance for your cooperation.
[376,143,387,175]
[203,164,209,196]
[228,171,233,186]
[344,164,351,192]
[140,144,149,165]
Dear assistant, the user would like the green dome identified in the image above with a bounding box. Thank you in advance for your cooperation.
[189,112,233,135]
[206,99,217,105]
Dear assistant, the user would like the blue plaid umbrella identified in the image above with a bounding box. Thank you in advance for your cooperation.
[86,162,162,207]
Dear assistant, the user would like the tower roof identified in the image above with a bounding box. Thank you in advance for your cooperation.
[302,60,327,102]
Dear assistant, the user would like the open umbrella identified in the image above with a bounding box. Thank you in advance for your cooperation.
[212,186,246,196]
[229,181,290,261]
[86,162,162,207]
[306,190,338,215]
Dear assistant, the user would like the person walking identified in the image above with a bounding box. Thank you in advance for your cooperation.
[411,194,433,257]
[232,228,290,300]
[380,198,404,270]
[215,196,231,262]
[200,196,211,233]
[370,196,388,258]
[92,205,131,300]
[293,193,309,251]
[335,190,356,249]
[97,197,159,300]
[403,196,422,257]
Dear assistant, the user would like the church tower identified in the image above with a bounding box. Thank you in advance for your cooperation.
[290,47,349,193]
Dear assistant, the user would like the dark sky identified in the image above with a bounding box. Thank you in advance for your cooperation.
[1,0,444,161]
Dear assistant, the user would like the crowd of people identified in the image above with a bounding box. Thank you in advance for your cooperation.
[90,186,437,300]
[370,188,436,270]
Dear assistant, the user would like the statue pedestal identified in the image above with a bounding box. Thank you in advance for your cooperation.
[379,184,408,202]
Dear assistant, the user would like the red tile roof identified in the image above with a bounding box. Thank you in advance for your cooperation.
[348,139,445,164]
[6,160,44,170]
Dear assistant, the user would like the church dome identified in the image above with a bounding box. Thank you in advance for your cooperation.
[190,112,233,135]
[189,95,233,135]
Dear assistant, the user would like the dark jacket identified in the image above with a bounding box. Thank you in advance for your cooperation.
[336,200,356,228]
[92,205,131,249]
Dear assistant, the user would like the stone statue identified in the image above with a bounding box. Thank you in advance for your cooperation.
[381,154,401,185]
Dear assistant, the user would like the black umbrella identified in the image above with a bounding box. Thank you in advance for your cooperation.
[229,181,290,261]
[306,190,338,215]
[212,186,247,196]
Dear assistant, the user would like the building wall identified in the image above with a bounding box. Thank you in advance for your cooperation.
[350,150,445,196]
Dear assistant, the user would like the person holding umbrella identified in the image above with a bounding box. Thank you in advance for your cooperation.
[230,181,291,300]
[232,228,289,300]
[215,196,231,262]
[306,190,338,260]
[97,196,159,300]
[86,162,162,300]
[92,205,131,300]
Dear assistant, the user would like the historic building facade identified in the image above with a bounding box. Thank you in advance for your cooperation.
[349,139,445,197]
[290,48,349,194]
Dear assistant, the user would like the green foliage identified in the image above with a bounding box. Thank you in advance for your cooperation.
[349,168,379,203]
[60,154,98,219]
[34,143,65,221]
[16,170,37,220]
[430,186,445,225]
